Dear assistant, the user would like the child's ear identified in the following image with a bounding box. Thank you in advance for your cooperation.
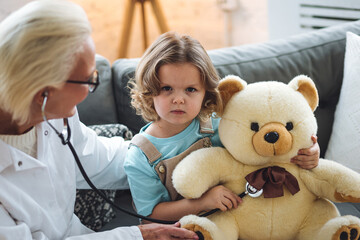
[218,75,247,107]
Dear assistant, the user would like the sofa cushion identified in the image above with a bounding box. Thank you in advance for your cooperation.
[325,32,360,173]
[77,54,118,125]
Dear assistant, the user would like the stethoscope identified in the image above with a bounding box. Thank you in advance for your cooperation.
[41,92,263,225]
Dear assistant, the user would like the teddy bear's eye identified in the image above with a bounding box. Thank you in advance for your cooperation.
[251,122,259,132]
[286,122,294,131]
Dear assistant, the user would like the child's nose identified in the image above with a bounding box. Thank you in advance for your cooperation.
[172,94,185,104]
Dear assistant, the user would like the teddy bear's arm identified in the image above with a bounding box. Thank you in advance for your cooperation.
[172,147,238,199]
[300,158,360,202]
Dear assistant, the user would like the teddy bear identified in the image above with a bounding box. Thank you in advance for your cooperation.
[172,75,360,240]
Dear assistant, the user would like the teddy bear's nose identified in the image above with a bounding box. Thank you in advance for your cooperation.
[264,131,279,143]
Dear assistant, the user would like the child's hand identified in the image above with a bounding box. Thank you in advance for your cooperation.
[200,185,242,212]
[291,135,320,169]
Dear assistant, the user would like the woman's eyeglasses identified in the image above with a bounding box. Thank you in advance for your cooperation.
[67,70,99,93]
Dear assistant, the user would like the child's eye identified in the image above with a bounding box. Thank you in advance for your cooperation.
[186,87,197,92]
[161,86,172,91]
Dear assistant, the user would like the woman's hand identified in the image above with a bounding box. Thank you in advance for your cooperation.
[291,135,320,169]
[138,222,199,240]
[200,185,242,212]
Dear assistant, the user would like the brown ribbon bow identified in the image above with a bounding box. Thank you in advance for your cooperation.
[245,166,300,198]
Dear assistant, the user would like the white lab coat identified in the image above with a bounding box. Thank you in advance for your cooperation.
[0,112,143,240]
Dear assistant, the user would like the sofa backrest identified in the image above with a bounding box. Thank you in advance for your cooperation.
[77,54,118,125]
[78,20,360,156]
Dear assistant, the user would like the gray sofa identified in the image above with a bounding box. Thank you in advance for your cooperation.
[77,20,360,227]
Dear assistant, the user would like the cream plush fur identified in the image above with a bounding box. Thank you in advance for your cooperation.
[172,75,360,240]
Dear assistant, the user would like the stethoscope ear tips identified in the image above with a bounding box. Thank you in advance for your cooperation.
[42,90,49,98]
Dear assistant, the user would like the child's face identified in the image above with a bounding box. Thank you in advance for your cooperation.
[153,63,206,130]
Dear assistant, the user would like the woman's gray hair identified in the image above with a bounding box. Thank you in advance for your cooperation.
[0,0,91,124]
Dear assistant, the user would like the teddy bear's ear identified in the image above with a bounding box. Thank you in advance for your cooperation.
[288,75,319,112]
[218,75,247,107]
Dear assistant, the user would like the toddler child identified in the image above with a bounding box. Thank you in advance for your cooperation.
[124,32,320,222]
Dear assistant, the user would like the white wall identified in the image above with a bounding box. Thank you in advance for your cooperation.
[268,0,299,40]
[217,0,269,47]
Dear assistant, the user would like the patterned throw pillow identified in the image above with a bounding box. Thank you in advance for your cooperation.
[74,124,133,231]
[90,124,133,140]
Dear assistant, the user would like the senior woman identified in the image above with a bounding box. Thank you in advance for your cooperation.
[0,1,199,239]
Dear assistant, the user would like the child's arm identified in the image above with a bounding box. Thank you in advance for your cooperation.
[124,146,171,217]
[148,185,242,222]
[291,135,320,169]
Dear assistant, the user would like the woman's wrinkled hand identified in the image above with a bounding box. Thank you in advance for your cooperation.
[138,222,199,240]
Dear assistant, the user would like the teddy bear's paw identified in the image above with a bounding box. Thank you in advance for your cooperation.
[332,224,360,240]
[182,224,213,240]
[335,192,360,203]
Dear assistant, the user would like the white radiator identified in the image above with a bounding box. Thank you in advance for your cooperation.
[268,0,360,39]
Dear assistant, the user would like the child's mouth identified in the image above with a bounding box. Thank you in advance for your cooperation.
[171,110,185,114]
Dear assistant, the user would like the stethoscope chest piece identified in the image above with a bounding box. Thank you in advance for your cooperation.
[245,182,263,198]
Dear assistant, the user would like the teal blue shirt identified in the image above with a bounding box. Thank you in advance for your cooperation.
[124,117,222,216]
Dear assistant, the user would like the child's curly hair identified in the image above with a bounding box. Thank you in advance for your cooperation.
[129,31,223,122]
